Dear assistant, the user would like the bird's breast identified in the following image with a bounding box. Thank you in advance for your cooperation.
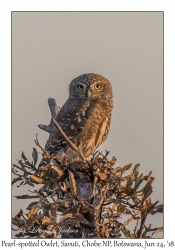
[74,99,112,156]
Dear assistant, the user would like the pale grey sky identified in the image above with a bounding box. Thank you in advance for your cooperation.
[12,12,163,238]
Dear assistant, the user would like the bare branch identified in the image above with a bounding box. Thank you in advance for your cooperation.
[51,118,78,152]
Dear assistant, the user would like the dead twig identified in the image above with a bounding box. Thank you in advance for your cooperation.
[51,118,78,152]
[34,134,49,156]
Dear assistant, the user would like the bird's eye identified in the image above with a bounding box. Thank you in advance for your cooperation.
[77,85,83,91]
[94,84,102,90]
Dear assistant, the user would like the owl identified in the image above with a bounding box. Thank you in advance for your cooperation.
[39,73,113,164]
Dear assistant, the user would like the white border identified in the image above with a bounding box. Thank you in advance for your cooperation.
[1,0,175,247]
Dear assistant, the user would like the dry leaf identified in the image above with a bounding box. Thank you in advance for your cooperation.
[122,163,132,174]
[68,171,77,196]
[30,175,44,184]
[51,165,63,177]
[27,199,43,218]
[32,147,38,166]
[156,227,163,233]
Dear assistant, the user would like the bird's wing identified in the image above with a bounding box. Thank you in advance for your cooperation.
[44,127,75,153]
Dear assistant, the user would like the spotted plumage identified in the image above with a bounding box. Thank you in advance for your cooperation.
[44,73,113,163]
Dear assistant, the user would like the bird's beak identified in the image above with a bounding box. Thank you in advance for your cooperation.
[87,89,91,98]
